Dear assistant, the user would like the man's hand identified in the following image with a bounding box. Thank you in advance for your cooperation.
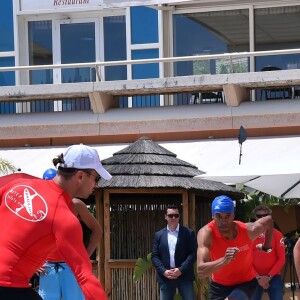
[256,275,270,289]
[256,243,272,252]
[223,247,240,264]
[35,264,50,276]
[163,268,182,280]
[170,268,182,279]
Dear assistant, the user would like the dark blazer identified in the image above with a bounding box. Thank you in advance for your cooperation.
[151,225,197,283]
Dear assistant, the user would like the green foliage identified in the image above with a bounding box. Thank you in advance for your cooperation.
[133,253,153,282]
[174,293,182,300]
[216,58,248,74]
[193,59,210,75]
[0,158,17,175]
[234,185,300,222]
[193,263,209,300]
[87,203,96,215]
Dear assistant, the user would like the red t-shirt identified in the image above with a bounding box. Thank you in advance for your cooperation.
[208,220,256,285]
[47,248,64,261]
[0,178,106,300]
[252,228,286,277]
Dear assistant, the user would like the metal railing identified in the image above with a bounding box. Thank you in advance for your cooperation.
[1,48,300,76]
[1,48,300,113]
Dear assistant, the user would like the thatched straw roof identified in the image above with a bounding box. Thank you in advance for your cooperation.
[98,137,244,199]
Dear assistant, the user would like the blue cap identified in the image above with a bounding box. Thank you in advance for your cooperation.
[211,195,234,215]
[43,168,57,180]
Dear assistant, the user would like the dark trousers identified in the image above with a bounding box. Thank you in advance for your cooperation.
[208,278,258,300]
[0,286,42,300]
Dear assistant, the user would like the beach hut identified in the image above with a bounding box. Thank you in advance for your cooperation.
[94,137,243,299]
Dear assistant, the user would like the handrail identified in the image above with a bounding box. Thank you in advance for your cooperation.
[1,48,300,72]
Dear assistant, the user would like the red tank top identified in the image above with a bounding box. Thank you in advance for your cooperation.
[208,220,256,285]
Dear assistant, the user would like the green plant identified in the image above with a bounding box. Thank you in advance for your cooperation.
[0,158,17,175]
[234,186,300,222]
[133,252,153,282]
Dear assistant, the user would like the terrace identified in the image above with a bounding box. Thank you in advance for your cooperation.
[1,49,300,147]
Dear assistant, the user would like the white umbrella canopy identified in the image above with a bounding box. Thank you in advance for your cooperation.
[244,173,300,199]
[196,175,259,186]
[197,173,300,199]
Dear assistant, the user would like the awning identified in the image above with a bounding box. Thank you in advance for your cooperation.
[19,0,192,14]
[0,144,127,179]
[0,136,300,179]
[103,0,192,7]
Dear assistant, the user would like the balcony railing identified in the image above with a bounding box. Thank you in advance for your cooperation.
[2,48,300,75]
[1,48,300,113]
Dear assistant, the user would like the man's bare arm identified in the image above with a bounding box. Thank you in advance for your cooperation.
[294,238,300,283]
[246,215,273,249]
[197,226,239,278]
[73,198,102,257]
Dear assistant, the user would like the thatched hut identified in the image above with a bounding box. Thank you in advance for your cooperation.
[94,137,243,299]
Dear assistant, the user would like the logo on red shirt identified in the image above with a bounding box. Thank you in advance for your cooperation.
[5,185,48,222]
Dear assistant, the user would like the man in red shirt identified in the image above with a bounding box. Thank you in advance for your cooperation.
[197,195,274,300]
[252,205,285,300]
[294,238,300,285]
[0,144,111,300]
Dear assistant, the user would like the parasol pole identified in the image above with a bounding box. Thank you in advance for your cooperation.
[238,126,247,165]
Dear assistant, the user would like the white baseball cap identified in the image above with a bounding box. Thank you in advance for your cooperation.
[58,144,112,181]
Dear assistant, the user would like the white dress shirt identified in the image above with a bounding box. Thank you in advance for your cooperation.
[167,224,179,268]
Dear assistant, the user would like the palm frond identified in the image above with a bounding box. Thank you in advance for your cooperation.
[0,158,17,175]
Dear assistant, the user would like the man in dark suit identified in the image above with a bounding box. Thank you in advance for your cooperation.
[151,205,197,300]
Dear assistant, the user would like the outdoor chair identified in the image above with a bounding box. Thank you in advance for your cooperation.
[190,92,223,104]
[260,66,292,100]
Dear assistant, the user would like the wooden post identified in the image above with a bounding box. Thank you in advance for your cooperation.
[95,189,105,285]
[182,190,189,227]
[103,190,111,298]
[188,191,196,231]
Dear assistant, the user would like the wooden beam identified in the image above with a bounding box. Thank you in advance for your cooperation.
[104,188,184,194]
[107,259,137,268]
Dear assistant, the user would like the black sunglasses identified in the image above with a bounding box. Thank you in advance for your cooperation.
[167,214,180,219]
[256,214,269,219]
[83,171,101,183]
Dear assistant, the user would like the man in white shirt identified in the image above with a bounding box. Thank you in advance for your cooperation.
[151,205,197,300]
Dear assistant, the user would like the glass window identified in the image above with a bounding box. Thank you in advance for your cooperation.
[132,49,160,107]
[60,22,95,111]
[104,16,127,81]
[61,22,95,83]
[131,7,158,44]
[0,57,15,86]
[173,9,249,76]
[132,49,159,79]
[0,57,15,113]
[255,6,300,72]
[28,21,53,84]
[0,0,14,51]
